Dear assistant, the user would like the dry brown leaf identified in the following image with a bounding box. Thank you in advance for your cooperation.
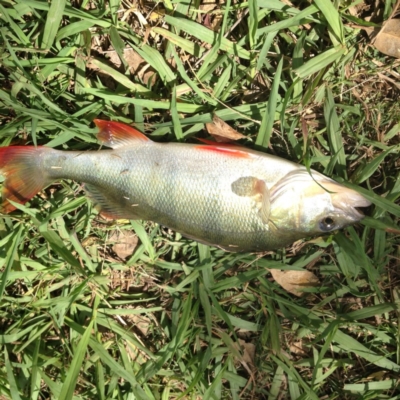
[100,48,156,85]
[210,13,223,32]
[373,19,400,58]
[238,339,256,366]
[109,230,138,259]
[199,0,223,29]
[200,0,217,26]
[348,1,367,17]
[200,0,218,13]
[289,340,308,356]
[205,115,246,142]
[367,371,388,380]
[232,339,257,386]
[269,269,320,297]
[148,8,166,22]
[128,314,152,336]
[377,72,400,90]
[232,340,256,368]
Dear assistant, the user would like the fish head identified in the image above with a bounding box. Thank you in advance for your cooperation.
[269,170,371,237]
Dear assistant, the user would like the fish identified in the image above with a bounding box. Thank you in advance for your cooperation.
[0,120,371,252]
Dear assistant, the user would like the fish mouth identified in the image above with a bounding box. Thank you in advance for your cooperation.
[341,203,370,222]
[327,184,371,222]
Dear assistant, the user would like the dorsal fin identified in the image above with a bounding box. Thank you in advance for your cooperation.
[94,120,150,149]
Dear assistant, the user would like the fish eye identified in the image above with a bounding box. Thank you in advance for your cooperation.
[319,216,336,232]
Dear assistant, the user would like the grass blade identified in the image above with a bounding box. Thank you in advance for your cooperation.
[294,46,346,79]
[324,87,347,178]
[0,1,399,398]
[41,0,66,50]
[5,347,22,400]
[313,0,344,44]
[0,225,23,299]
[59,319,94,400]
[256,56,283,148]
[165,15,250,60]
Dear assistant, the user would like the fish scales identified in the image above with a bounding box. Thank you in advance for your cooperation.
[0,120,371,252]
[43,143,293,251]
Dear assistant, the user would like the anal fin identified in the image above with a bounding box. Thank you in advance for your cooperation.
[85,184,139,220]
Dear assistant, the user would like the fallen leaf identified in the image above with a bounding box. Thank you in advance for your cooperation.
[200,0,217,26]
[238,339,256,366]
[367,371,388,380]
[232,339,256,381]
[289,340,308,356]
[372,19,400,58]
[105,48,156,85]
[109,230,138,259]
[269,269,320,297]
[148,8,166,22]
[126,314,152,336]
[205,115,247,142]
[210,14,223,32]
[200,0,218,13]
[348,0,368,17]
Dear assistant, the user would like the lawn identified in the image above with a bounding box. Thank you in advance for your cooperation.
[0,0,399,399]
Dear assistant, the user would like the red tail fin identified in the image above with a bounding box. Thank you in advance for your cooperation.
[0,146,50,213]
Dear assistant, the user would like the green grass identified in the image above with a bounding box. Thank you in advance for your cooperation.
[0,0,400,398]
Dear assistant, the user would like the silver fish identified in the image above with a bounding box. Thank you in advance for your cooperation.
[0,120,371,251]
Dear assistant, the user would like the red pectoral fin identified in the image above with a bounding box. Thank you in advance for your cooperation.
[94,120,150,149]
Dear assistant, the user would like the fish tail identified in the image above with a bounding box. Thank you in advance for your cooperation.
[0,146,53,213]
